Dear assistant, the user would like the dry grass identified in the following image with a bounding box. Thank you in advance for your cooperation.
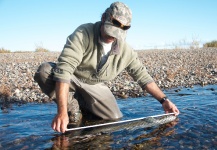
[0,47,11,53]
[14,51,33,53]
[35,47,49,52]
[0,84,11,101]
[203,40,217,48]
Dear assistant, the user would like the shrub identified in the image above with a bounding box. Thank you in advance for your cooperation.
[35,42,49,52]
[203,40,217,48]
[0,47,11,53]
[35,46,49,52]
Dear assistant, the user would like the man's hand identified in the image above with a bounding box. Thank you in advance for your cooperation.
[162,99,180,116]
[52,112,69,133]
[52,81,70,133]
[144,82,180,116]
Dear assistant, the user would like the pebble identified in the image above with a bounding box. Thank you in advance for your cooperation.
[0,48,217,104]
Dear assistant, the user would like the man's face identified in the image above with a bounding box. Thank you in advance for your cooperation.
[100,25,115,43]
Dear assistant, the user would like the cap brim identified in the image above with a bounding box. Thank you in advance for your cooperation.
[104,21,126,41]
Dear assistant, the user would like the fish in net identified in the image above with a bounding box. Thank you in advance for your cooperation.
[66,113,177,134]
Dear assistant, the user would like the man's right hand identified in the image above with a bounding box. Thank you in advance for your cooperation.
[52,81,70,133]
[52,112,69,133]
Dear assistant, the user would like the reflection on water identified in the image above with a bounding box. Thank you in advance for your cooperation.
[49,119,179,150]
[0,85,217,149]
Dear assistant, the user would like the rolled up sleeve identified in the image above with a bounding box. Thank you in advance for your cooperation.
[126,51,154,88]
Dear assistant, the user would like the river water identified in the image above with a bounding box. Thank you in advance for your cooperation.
[0,85,217,150]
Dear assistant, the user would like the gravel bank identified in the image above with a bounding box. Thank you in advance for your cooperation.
[0,48,217,105]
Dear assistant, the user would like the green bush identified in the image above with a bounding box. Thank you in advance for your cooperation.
[0,48,11,53]
[203,40,217,48]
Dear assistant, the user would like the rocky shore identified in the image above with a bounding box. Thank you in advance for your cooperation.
[0,48,217,105]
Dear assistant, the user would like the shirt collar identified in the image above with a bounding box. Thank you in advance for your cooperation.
[98,37,120,55]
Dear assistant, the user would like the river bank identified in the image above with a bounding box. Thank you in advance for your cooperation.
[0,48,217,104]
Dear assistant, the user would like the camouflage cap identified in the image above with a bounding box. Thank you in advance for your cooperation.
[103,2,132,41]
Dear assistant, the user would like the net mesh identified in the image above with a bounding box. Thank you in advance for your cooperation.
[82,114,176,134]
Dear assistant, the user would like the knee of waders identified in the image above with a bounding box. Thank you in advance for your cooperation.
[106,111,123,120]
[33,62,56,97]
[34,62,56,83]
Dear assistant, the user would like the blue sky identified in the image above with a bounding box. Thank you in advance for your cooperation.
[0,0,216,51]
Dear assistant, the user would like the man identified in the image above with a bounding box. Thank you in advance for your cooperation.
[34,2,179,133]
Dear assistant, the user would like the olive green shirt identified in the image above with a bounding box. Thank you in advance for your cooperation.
[53,21,154,89]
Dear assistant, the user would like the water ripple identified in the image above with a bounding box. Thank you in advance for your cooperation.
[0,85,217,149]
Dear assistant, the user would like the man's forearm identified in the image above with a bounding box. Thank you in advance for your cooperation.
[52,81,70,133]
[55,81,69,114]
[144,82,166,102]
[144,82,180,115]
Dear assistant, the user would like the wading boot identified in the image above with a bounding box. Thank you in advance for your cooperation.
[67,92,82,128]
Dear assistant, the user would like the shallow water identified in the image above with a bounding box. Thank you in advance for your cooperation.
[0,85,217,149]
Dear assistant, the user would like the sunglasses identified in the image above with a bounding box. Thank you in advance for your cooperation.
[110,15,131,30]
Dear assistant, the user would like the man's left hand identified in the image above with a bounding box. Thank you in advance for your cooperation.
[162,99,180,116]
